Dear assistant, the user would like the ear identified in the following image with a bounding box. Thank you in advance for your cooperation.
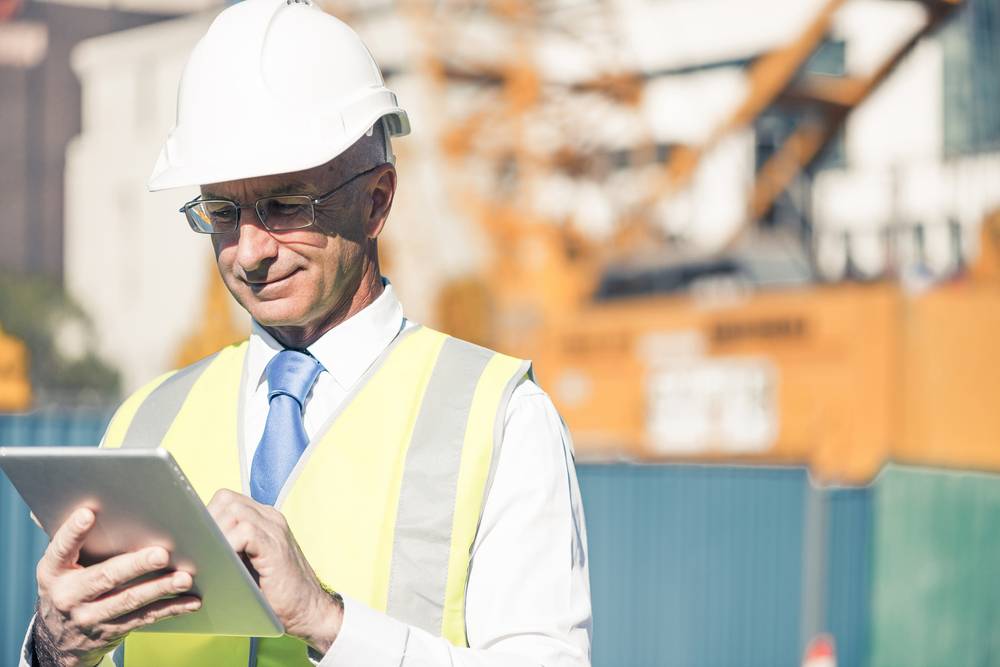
[365,164,397,239]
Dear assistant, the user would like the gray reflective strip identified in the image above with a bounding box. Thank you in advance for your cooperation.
[385,337,493,636]
[484,361,531,518]
[121,353,218,449]
[237,346,253,495]
[461,359,530,646]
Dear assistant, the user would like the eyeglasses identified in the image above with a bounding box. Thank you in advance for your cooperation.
[179,164,384,234]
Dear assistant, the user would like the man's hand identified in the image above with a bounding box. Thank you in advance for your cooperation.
[207,490,343,654]
[33,507,201,667]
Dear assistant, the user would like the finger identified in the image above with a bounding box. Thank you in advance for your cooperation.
[205,489,229,518]
[42,508,95,573]
[213,513,242,542]
[82,570,195,623]
[76,547,170,602]
[210,498,268,541]
[208,490,266,525]
[206,488,246,518]
[104,595,202,635]
[221,522,255,556]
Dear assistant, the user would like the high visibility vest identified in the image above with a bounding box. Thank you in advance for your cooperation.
[96,326,529,667]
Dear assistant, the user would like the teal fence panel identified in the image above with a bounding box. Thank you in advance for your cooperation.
[578,464,812,667]
[0,411,111,666]
[869,465,1000,667]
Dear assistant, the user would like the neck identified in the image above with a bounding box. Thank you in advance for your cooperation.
[263,262,384,350]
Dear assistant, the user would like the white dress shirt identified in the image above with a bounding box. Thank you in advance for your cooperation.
[23,282,592,667]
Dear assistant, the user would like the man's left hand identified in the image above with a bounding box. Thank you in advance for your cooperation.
[207,490,343,654]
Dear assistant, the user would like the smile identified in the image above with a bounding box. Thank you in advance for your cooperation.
[245,270,300,292]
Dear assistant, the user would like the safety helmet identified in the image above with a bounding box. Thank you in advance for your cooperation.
[147,0,410,191]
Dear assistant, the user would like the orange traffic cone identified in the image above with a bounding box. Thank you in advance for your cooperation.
[801,634,836,667]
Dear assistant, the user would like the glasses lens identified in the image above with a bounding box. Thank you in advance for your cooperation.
[186,201,238,233]
[257,196,314,231]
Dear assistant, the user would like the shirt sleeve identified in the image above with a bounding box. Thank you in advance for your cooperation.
[19,616,36,667]
[314,378,593,667]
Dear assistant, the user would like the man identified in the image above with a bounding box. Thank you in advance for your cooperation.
[21,0,591,666]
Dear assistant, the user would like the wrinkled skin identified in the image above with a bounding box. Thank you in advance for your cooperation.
[33,508,201,667]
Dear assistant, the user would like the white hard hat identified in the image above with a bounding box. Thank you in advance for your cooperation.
[148,0,409,191]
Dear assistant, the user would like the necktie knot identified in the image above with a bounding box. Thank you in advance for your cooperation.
[266,349,323,408]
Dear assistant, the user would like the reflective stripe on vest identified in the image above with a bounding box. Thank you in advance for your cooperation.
[98,326,529,666]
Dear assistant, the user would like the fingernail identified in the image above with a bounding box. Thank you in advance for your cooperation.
[173,572,191,588]
[149,548,169,567]
[185,600,201,611]
[76,510,94,527]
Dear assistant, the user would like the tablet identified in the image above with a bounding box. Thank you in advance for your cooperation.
[0,446,283,637]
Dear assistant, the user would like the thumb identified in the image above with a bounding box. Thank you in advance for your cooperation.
[41,508,95,574]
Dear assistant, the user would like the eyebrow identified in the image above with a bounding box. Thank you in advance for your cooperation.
[202,181,314,200]
[266,182,313,196]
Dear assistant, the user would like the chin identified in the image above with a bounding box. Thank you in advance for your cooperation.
[245,297,312,328]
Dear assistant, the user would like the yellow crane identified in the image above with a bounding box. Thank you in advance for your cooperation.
[314,0,984,482]
[0,324,32,411]
[401,0,988,483]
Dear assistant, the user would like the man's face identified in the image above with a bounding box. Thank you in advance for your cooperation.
[203,160,375,337]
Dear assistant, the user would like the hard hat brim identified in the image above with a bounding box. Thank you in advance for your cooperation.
[147,109,410,192]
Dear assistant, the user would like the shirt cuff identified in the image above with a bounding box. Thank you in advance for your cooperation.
[309,595,409,667]
[20,615,36,667]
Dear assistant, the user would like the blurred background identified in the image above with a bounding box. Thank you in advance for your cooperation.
[2,0,1000,664]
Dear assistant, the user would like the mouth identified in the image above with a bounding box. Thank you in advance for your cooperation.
[244,269,300,293]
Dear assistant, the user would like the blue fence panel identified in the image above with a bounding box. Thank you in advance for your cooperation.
[578,464,809,667]
[824,486,874,667]
[0,411,111,666]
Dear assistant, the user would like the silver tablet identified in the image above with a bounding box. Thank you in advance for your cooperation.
[0,446,283,637]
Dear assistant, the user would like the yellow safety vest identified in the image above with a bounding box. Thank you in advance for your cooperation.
[96,326,529,667]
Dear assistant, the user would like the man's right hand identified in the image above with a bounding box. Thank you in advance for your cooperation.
[32,507,202,667]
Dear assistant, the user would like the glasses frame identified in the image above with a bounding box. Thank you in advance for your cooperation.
[179,164,385,235]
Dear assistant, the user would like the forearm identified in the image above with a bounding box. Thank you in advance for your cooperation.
[32,620,69,667]
[29,611,108,667]
[302,587,345,655]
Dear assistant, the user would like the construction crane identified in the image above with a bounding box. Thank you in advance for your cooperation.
[327,0,996,483]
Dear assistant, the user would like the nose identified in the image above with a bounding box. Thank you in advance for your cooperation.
[235,217,280,274]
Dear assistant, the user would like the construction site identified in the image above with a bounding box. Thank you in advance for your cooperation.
[1,0,999,665]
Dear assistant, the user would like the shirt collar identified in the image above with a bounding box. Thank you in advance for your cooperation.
[247,280,405,392]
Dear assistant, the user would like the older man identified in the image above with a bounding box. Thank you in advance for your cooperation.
[22,1,591,666]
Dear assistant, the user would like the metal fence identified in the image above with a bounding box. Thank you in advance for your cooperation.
[2,412,999,667]
[867,466,1000,667]
[0,411,112,665]
[580,464,810,667]
[579,463,1000,667]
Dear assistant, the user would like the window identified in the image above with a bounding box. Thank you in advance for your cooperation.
[943,0,1000,155]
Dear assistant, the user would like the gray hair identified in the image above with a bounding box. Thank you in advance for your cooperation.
[333,117,395,177]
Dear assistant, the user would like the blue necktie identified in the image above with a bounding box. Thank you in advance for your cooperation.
[250,349,323,506]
